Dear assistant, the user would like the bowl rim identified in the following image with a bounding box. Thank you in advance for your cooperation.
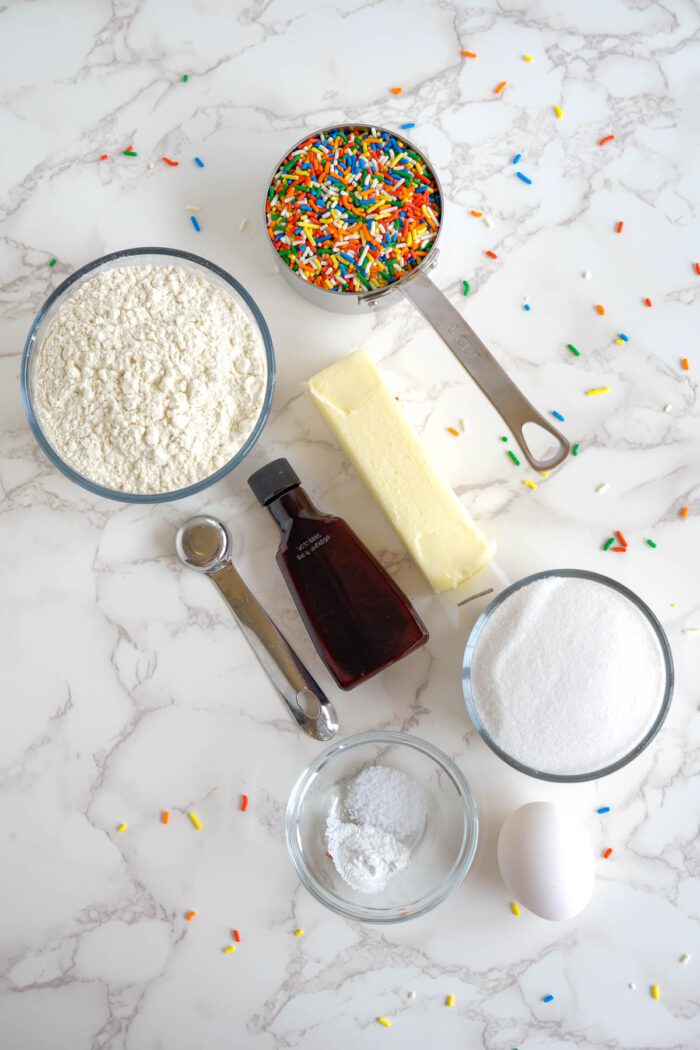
[285,729,479,924]
[462,568,675,783]
[20,246,276,504]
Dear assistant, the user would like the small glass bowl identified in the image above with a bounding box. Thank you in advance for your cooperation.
[285,731,478,924]
[462,569,674,783]
[20,247,276,503]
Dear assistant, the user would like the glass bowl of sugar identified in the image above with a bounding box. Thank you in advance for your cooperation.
[462,569,674,783]
[286,731,478,923]
[21,247,275,503]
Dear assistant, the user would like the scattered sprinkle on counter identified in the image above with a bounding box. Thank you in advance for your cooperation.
[48,258,57,267]
[445,995,455,1007]
[523,303,531,311]
[583,270,592,279]
[182,74,189,82]
[682,628,699,636]
[99,153,108,160]
[123,149,137,157]
[651,984,661,1001]
[680,506,689,519]
[223,945,236,953]
[447,426,460,437]
[407,990,416,999]
[194,156,205,168]
[190,215,201,232]
[117,823,127,833]
[681,357,690,370]
[597,483,610,494]
[680,953,691,964]
[646,539,657,548]
[595,303,606,315]
[599,134,615,146]
[552,410,565,422]
[293,928,304,937]
[463,280,470,296]
[470,209,483,216]
[516,172,532,184]
[461,50,478,58]
[161,810,170,824]
[615,530,628,548]
[554,105,563,119]
[486,250,498,259]
[619,333,629,342]
[523,480,537,490]
[495,81,507,94]
[572,443,580,456]
[612,546,626,553]
[241,794,249,812]
[187,810,202,830]
[596,806,611,814]
[377,1017,392,1028]
[239,217,248,231]
[233,929,241,942]
[602,537,615,551]
[460,418,467,432]
[185,910,197,921]
[629,982,636,990]
[512,153,522,164]
[400,122,416,129]
[162,156,179,166]
[510,901,521,915]
[567,343,580,356]
[523,53,533,61]
[586,386,611,396]
[507,450,521,466]
[390,86,403,95]
[694,262,700,275]
[483,215,493,227]
[500,435,508,442]
[603,847,613,859]
[543,994,555,1003]
[644,297,653,307]
[664,403,672,413]
[616,220,624,233]
[184,204,200,211]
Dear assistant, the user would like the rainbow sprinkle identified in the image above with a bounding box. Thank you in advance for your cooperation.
[400,122,416,129]
[543,995,555,1003]
[507,450,521,466]
[646,539,657,548]
[603,537,615,551]
[190,215,201,232]
[567,343,580,356]
[266,127,441,293]
[554,105,564,119]
[572,443,580,456]
[552,410,565,422]
[182,74,189,82]
[463,280,470,296]
[377,1017,392,1027]
[117,823,127,833]
[194,156,205,167]
[651,984,661,1001]
[596,806,611,813]
[48,258,57,267]
[122,149,138,157]
[516,172,532,184]
[445,995,455,1007]
[188,810,202,830]
[512,153,522,164]
[510,901,521,915]
[586,386,611,396]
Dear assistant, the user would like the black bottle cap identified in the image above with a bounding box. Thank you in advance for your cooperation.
[248,458,301,506]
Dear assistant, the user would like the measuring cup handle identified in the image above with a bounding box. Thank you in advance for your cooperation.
[400,271,569,471]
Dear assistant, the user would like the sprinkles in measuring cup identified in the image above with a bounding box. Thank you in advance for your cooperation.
[266,127,441,293]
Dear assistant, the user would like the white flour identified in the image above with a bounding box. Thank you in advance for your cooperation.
[326,765,426,894]
[33,265,267,494]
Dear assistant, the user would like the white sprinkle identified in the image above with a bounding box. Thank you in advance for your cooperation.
[663,403,672,413]
[596,483,610,494]
[184,204,201,212]
[148,162,155,170]
[459,418,467,432]
[583,270,591,279]
[239,217,248,232]
[483,216,493,228]
[680,953,691,964]
[682,628,699,637]
[629,982,636,990]
[524,296,530,303]
[407,990,416,999]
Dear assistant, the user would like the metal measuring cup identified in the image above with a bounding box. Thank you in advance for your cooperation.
[264,123,569,472]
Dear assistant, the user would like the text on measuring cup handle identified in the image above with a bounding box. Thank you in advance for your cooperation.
[447,324,482,362]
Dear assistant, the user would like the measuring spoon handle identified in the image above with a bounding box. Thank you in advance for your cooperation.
[401,271,569,471]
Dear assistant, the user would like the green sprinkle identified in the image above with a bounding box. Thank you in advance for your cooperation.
[572,443,580,456]
[567,343,580,356]
[182,74,189,82]
[123,149,138,157]
[463,279,470,296]
[646,538,657,548]
[603,537,615,551]
[500,435,509,442]
[507,450,521,466]
[48,258,57,267]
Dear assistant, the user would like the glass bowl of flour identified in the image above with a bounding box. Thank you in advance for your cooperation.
[286,731,478,923]
[462,569,674,782]
[21,248,275,502]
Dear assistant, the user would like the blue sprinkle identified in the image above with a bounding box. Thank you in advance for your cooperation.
[194,156,205,167]
[596,806,611,814]
[523,303,531,312]
[543,995,555,1004]
[516,171,533,184]
[512,153,522,164]
[619,332,629,341]
[552,410,565,422]
[190,215,201,232]
[400,122,416,129]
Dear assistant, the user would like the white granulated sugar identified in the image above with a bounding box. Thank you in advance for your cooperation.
[33,265,267,494]
[325,813,411,895]
[344,765,426,839]
[470,576,666,776]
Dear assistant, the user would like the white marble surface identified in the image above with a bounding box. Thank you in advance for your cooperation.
[1,1,699,1047]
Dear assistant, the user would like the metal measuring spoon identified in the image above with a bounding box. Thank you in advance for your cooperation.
[176,515,338,741]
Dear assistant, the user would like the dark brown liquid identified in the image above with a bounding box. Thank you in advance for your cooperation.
[268,488,428,690]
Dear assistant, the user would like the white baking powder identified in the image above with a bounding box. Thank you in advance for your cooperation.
[33,265,267,494]
[326,765,426,894]
[469,576,667,776]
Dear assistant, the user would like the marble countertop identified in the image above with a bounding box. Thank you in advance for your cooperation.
[2,1,699,1047]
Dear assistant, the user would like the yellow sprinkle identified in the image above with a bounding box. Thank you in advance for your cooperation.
[586,386,611,396]
[523,54,533,61]
[554,105,563,118]
[117,823,127,833]
[187,810,202,830]
[377,1017,392,1028]
[523,480,537,490]
[510,901,521,915]
[615,338,624,345]
[540,471,549,477]
[223,945,236,953]
[294,928,304,937]
[445,994,455,1007]
[651,984,661,1000]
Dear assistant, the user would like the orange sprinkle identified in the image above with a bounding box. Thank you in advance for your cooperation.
[615,530,628,548]
[612,547,627,553]
[616,220,624,233]
[390,86,403,95]
[161,810,170,825]
[447,427,460,436]
[495,81,507,94]
[99,153,108,160]
[461,50,478,58]
[644,297,652,307]
[241,794,249,812]
[694,262,700,275]
[681,357,690,370]
[233,929,241,942]
[162,156,179,166]
[680,506,689,519]
[603,847,613,859]
[470,210,483,217]
[596,304,606,315]
[599,134,615,145]
[486,250,498,259]
[185,910,197,921]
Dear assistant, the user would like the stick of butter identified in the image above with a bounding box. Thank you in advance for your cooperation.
[307,351,496,592]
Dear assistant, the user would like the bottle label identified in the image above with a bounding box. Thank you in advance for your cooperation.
[294,531,331,560]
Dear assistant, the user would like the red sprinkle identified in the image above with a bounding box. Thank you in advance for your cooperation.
[233,929,241,942]
[681,357,690,370]
[644,297,652,307]
[694,262,700,275]
[616,221,624,233]
[162,156,179,166]
[615,530,628,548]
[612,547,627,553]
[241,794,249,812]
[486,250,498,259]
[603,847,613,859]
[99,153,108,160]
[599,134,615,146]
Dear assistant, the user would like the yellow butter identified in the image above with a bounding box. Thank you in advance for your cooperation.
[307,351,496,592]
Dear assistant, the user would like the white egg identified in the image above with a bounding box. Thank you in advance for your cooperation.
[497,802,595,920]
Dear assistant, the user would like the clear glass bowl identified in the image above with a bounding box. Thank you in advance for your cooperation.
[462,569,674,783]
[20,247,276,503]
[285,731,478,924]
